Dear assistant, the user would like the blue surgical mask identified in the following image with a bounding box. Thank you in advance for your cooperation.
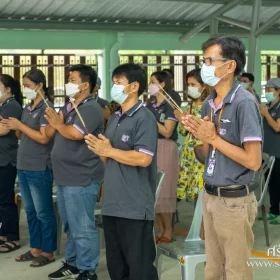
[265,92,276,103]
[110,84,129,104]
[200,62,228,87]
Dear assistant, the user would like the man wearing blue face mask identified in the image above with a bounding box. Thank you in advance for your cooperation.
[258,78,280,224]
[181,36,263,280]
[45,65,104,280]
[85,63,158,280]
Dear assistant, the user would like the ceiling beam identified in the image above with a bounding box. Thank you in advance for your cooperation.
[255,10,280,36]
[179,0,246,43]
[0,19,278,35]
[161,0,280,7]
[216,16,251,30]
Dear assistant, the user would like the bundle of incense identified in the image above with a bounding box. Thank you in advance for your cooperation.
[69,97,89,134]
[157,84,184,114]
[37,90,50,108]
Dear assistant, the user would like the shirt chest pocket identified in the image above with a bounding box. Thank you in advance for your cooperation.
[218,122,233,141]
[116,130,134,150]
[24,113,41,130]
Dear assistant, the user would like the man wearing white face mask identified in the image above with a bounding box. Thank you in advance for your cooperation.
[240,72,260,103]
[85,63,158,280]
[181,36,263,280]
[45,65,104,280]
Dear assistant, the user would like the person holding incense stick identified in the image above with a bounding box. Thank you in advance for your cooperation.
[45,64,104,280]
[85,63,158,280]
[0,74,22,254]
[2,69,57,266]
[146,71,179,244]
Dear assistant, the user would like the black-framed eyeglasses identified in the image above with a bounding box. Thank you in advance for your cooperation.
[199,57,230,67]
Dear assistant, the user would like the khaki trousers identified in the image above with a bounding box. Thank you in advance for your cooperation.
[203,190,257,280]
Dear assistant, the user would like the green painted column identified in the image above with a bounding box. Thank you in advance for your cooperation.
[254,48,262,102]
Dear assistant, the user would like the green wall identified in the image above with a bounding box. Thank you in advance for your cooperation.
[1,30,279,99]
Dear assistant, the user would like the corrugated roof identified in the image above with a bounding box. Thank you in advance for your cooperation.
[0,0,279,33]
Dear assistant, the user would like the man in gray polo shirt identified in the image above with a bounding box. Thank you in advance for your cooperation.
[85,63,158,280]
[181,36,262,280]
[45,65,104,280]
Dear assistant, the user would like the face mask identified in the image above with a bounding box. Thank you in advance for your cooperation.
[265,92,276,103]
[241,82,250,90]
[65,82,84,98]
[188,86,202,99]
[0,91,3,99]
[149,84,159,96]
[201,62,229,87]
[23,87,37,100]
[110,84,129,104]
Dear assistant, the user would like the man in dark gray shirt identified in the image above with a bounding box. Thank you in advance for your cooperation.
[259,78,280,224]
[45,65,104,280]
[181,36,262,280]
[85,63,158,280]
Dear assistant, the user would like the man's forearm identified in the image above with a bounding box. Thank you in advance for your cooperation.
[211,136,261,171]
[56,124,84,140]
[107,148,151,167]
[265,113,280,132]
[45,125,57,138]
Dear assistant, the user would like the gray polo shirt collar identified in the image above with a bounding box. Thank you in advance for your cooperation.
[208,81,241,113]
[0,97,15,107]
[151,99,167,109]
[26,99,47,112]
[115,101,144,117]
[66,96,94,114]
[268,100,280,110]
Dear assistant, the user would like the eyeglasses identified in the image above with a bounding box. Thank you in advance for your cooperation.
[199,57,230,67]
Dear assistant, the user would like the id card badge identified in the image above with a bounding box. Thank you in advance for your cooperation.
[206,150,216,177]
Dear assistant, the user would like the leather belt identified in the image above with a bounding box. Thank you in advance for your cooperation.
[204,184,257,198]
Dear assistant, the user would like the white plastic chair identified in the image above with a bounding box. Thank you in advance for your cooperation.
[156,190,205,280]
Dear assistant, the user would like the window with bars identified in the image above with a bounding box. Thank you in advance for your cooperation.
[0,53,97,110]
[119,52,202,103]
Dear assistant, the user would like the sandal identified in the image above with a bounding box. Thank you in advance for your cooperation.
[30,255,55,268]
[0,241,21,253]
[156,236,162,244]
[158,236,174,244]
[0,240,5,246]
[15,250,36,262]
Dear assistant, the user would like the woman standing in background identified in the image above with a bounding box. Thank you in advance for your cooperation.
[0,74,23,253]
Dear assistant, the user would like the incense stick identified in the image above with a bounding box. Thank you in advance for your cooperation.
[37,90,50,108]
[69,97,89,134]
[157,84,184,114]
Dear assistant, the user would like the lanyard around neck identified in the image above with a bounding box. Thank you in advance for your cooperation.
[210,106,224,153]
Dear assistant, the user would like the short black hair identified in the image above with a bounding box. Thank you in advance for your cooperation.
[202,35,246,76]
[162,69,174,79]
[186,68,203,85]
[151,71,172,94]
[112,63,147,96]
[241,72,255,82]
[69,64,97,93]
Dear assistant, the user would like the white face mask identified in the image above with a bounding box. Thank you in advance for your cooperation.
[201,62,229,87]
[240,82,250,90]
[65,82,84,98]
[188,86,202,99]
[23,87,37,100]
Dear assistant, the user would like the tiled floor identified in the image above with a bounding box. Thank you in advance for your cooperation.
[1,200,280,280]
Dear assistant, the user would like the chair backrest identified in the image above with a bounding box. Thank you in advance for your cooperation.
[185,190,203,241]
[254,153,275,206]
[155,169,165,208]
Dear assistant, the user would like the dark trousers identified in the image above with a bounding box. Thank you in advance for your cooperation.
[102,216,158,280]
[0,164,19,241]
[269,157,280,215]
